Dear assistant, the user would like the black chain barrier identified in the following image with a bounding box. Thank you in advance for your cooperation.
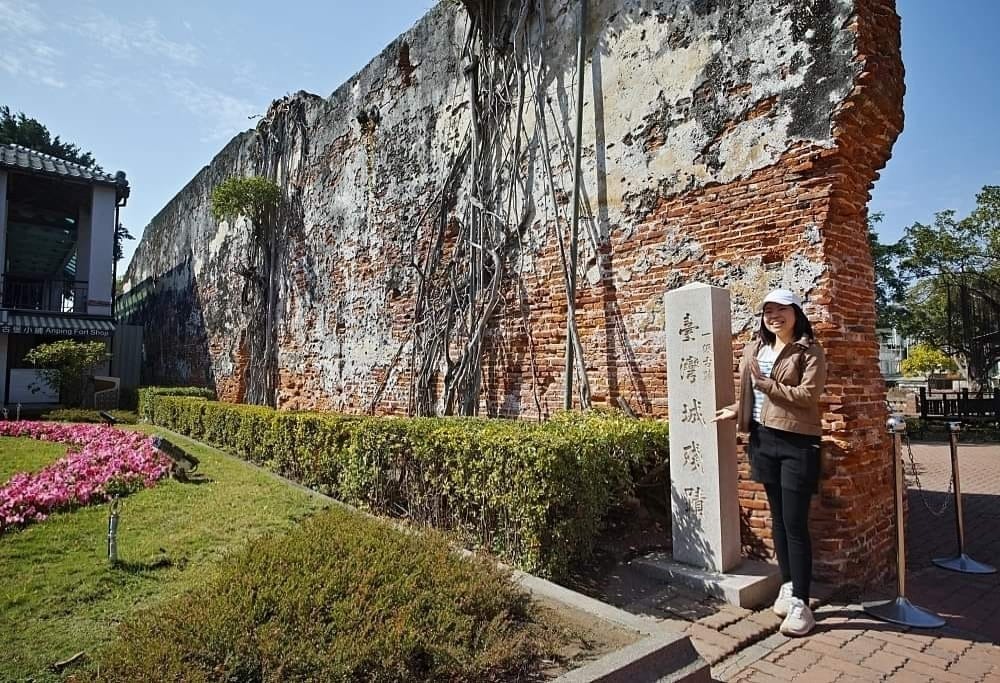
[901,430,954,517]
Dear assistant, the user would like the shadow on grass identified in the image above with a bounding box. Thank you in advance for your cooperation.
[176,474,214,485]
[112,556,175,574]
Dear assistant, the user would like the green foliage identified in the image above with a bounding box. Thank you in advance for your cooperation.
[210,175,281,226]
[88,506,539,683]
[39,408,138,424]
[24,340,108,407]
[870,186,1000,381]
[868,212,909,329]
[897,186,1000,380]
[901,186,1000,281]
[114,223,134,263]
[900,343,958,378]
[136,386,215,422]
[0,427,331,681]
[0,105,99,168]
[142,394,670,577]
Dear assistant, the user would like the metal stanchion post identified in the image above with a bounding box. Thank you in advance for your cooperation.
[932,421,996,574]
[107,498,121,566]
[864,416,946,628]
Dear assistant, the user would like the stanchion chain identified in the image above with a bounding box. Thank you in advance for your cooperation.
[901,431,953,517]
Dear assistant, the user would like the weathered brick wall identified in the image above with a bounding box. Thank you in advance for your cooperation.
[124,0,903,587]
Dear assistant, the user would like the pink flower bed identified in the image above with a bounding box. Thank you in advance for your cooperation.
[0,421,171,534]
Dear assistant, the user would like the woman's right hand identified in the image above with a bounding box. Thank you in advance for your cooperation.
[712,408,736,422]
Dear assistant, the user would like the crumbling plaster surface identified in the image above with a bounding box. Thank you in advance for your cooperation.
[125,0,904,587]
[127,0,855,409]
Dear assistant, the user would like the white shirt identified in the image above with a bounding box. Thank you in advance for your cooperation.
[752,344,779,423]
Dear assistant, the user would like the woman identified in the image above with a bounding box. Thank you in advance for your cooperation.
[714,288,826,637]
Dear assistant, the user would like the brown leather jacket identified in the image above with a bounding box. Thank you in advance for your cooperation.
[727,335,827,436]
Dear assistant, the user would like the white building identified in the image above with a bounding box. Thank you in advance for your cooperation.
[877,327,909,381]
[0,144,129,405]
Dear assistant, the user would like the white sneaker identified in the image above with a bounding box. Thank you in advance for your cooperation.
[780,597,816,637]
[773,581,794,617]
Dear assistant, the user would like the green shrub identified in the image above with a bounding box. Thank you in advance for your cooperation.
[88,506,540,683]
[39,408,139,424]
[137,386,215,422]
[24,339,108,407]
[266,412,359,494]
[142,394,670,577]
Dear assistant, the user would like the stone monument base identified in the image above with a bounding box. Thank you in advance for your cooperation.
[631,552,782,609]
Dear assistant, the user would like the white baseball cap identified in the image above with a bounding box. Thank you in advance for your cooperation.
[761,288,802,309]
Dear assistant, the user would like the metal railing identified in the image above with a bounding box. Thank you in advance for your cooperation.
[0,275,89,313]
[919,387,1000,423]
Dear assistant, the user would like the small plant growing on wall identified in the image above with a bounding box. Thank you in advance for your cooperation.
[25,340,109,407]
[211,175,282,407]
[210,176,281,240]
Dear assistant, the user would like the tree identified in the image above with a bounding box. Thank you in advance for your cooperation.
[114,223,135,264]
[867,212,909,329]
[25,340,108,407]
[211,176,282,407]
[0,106,99,168]
[900,343,958,379]
[899,186,1000,383]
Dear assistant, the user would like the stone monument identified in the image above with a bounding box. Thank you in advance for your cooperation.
[664,282,741,572]
[633,282,780,607]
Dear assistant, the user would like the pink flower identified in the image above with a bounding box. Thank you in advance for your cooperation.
[0,422,171,534]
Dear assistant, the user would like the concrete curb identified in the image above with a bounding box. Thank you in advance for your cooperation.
[514,571,711,681]
[149,425,712,681]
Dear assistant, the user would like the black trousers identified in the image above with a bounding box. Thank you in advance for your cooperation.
[749,422,820,602]
[764,483,813,601]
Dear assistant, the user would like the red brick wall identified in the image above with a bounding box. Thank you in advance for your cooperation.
[125,0,904,588]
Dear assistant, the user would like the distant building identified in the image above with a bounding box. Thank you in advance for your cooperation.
[877,327,910,383]
[0,144,129,405]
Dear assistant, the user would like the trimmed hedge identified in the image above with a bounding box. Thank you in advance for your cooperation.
[88,506,542,682]
[136,386,215,424]
[141,393,669,577]
[39,409,139,424]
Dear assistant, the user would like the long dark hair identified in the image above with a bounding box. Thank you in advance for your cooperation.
[758,304,815,346]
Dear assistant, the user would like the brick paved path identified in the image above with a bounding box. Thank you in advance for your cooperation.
[720,439,1000,682]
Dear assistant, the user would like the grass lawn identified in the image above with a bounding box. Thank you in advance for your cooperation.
[0,426,331,682]
[0,436,69,482]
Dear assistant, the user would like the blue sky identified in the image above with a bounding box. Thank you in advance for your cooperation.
[0,1,996,266]
[870,1,1000,242]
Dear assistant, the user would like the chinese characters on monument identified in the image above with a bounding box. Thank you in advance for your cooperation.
[665,283,741,573]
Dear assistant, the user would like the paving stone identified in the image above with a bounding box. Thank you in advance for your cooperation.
[720,617,771,648]
[724,441,1000,683]
[905,663,969,683]
[745,609,782,630]
[697,610,746,631]
[792,664,839,682]
[741,659,797,680]
[859,649,907,676]
[770,647,822,673]
[947,653,996,680]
